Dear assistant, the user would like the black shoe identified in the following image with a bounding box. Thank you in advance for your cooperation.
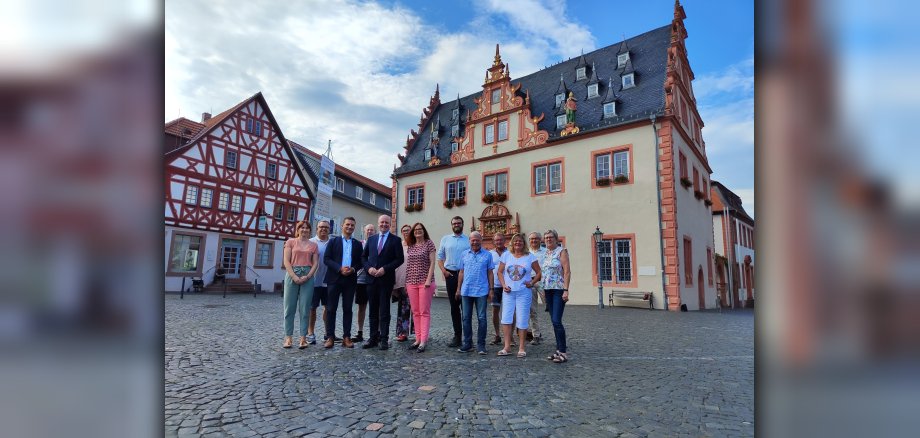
[334,336,342,343]
[362,340,379,349]
[447,337,461,348]
[417,344,426,353]
[458,346,473,353]
[351,332,364,343]
[407,343,420,351]
[378,341,389,350]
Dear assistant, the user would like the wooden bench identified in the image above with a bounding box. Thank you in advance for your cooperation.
[609,290,653,310]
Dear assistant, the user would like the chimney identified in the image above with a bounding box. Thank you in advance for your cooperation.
[201,112,212,122]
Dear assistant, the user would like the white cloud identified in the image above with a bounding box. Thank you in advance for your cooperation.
[699,98,754,155]
[479,0,595,58]
[694,57,753,100]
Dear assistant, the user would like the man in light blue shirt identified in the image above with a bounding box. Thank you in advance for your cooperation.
[437,216,470,347]
[456,231,494,354]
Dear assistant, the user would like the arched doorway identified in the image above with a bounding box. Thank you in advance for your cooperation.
[697,267,705,310]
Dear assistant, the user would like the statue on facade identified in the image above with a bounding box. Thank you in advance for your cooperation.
[565,91,577,124]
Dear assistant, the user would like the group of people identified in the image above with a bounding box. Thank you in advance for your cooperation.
[282,215,571,363]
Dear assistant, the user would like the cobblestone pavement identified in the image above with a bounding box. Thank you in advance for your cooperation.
[166,294,754,437]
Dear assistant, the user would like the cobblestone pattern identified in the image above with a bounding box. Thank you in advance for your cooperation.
[166,294,754,437]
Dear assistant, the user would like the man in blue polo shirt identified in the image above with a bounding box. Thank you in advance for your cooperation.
[456,231,494,354]
[437,216,470,348]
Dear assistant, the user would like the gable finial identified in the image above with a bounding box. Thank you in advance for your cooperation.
[493,43,502,66]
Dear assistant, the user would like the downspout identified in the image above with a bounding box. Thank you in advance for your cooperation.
[725,204,736,308]
[651,114,668,310]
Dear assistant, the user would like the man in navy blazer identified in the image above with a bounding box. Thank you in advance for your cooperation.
[361,214,405,350]
[322,217,363,349]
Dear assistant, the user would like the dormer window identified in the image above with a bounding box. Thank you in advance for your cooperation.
[622,73,635,89]
[452,108,459,119]
[603,102,616,118]
[451,125,459,137]
[424,148,432,161]
[587,84,599,98]
[451,142,459,152]
[618,53,630,68]
[576,67,586,80]
[555,93,565,107]
[556,114,566,129]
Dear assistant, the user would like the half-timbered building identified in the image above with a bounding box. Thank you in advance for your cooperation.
[393,1,718,310]
[164,93,314,293]
[710,181,755,308]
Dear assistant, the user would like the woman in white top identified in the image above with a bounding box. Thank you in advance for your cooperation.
[496,233,542,357]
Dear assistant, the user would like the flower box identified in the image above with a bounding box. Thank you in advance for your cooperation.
[595,177,611,186]
[443,199,454,208]
[679,177,693,188]
[454,197,466,206]
[404,203,415,212]
[694,190,705,199]
[613,174,629,184]
[482,193,495,203]
[412,203,423,211]
[494,193,507,202]
[704,199,713,206]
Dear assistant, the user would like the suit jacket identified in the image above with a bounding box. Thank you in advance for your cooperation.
[362,232,404,285]
[323,235,363,284]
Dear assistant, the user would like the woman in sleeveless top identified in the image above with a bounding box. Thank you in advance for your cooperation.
[282,220,319,349]
[540,229,570,363]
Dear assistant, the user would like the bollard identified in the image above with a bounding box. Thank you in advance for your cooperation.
[253,280,259,298]
[180,277,185,299]
[223,280,227,298]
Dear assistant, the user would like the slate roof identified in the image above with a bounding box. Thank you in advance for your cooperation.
[395,24,671,176]
[711,181,754,224]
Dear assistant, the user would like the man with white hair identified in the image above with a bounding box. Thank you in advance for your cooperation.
[456,231,494,354]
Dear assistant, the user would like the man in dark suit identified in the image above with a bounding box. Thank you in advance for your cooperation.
[323,217,362,348]
[361,214,405,350]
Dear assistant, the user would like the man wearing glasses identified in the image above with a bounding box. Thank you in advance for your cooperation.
[437,216,470,348]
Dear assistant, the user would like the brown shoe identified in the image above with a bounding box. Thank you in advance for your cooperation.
[342,337,354,348]
[323,338,334,349]
[298,337,308,349]
[283,336,293,349]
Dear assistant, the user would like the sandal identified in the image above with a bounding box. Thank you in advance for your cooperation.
[547,351,561,361]
[497,349,510,356]
[282,337,293,349]
[552,353,569,363]
[298,337,308,349]
[517,351,527,358]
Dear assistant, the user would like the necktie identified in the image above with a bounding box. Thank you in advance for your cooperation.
[377,233,385,253]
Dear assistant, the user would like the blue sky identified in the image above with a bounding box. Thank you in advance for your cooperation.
[166,0,754,215]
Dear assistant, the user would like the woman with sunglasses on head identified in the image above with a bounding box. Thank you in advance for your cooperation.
[496,233,541,358]
[282,220,318,349]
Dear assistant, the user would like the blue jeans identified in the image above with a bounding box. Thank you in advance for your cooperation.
[461,295,488,351]
[544,289,567,353]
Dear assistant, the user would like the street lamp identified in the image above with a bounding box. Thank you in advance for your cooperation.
[593,226,605,309]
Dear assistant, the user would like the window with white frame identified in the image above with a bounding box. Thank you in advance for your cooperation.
[599,240,613,282]
[484,171,508,195]
[615,239,632,283]
[491,89,500,104]
[185,186,199,204]
[613,150,629,178]
[617,53,630,68]
[369,192,376,205]
[556,114,566,129]
[451,125,459,137]
[231,194,242,212]
[497,120,508,141]
[225,150,238,169]
[287,206,298,222]
[595,154,610,179]
[169,234,202,273]
[424,148,432,161]
[218,192,229,210]
[576,67,586,80]
[245,118,262,136]
[451,142,459,152]
[446,179,466,201]
[622,73,635,89]
[384,198,391,211]
[355,186,363,200]
[407,186,424,206]
[485,124,494,143]
[587,84,599,98]
[200,188,213,208]
[555,93,565,107]
[255,242,272,267]
[534,162,562,194]
[335,177,344,192]
[273,203,283,220]
[266,162,277,180]
[603,102,616,118]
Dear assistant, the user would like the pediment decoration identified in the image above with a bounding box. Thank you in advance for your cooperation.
[472,203,520,241]
[450,132,475,163]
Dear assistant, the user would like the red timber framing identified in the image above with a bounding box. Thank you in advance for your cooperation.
[164,92,314,241]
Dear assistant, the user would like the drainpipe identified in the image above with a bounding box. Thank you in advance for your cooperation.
[651,114,668,310]
[725,205,736,308]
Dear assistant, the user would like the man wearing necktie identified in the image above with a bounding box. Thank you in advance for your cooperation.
[361,215,405,350]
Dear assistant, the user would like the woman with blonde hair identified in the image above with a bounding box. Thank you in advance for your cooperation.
[541,229,571,363]
[496,233,541,357]
[282,220,319,349]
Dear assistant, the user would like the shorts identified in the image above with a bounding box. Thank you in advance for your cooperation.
[355,283,368,305]
[491,287,503,307]
[311,286,327,309]
[500,288,532,329]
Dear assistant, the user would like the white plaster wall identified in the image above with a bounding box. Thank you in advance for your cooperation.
[713,215,726,257]
[396,122,665,306]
